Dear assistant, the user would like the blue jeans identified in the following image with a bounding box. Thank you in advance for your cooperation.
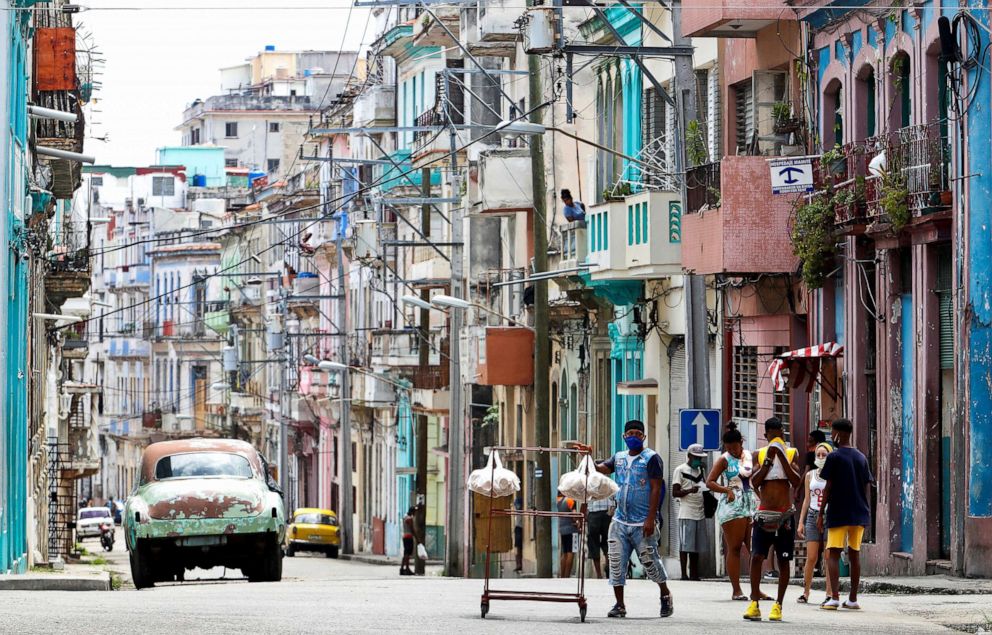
[607,520,668,587]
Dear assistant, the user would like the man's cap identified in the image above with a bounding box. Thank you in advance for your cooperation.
[623,419,645,433]
[686,443,706,458]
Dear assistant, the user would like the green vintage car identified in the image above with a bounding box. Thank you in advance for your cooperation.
[124,438,286,589]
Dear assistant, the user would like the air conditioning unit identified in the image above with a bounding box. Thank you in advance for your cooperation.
[523,8,555,54]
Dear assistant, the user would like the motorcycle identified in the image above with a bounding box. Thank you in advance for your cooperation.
[99,522,114,552]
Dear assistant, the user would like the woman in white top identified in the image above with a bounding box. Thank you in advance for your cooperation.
[797,442,834,604]
[706,422,758,601]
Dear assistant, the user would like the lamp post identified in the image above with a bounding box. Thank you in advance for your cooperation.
[429,294,535,331]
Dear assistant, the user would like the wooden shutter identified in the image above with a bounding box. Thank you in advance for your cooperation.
[735,81,753,154]
[937,248,954,370]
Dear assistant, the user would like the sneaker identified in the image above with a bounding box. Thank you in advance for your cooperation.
[821,598,841,611]
[607,603,626,618]
[660,595,674,618]
[769,602,783,622]
[842,600,861,610]
[743,601,762,621]
[764,570,780,579]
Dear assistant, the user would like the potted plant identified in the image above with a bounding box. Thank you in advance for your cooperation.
[879,170,910,230]
[821,144,847,177]
[686,120,708,167]
[772,102,799,134]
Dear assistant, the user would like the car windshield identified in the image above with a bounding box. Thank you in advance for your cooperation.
[295,513,337,525]
[79,508,110,520]
[155,452,253,480]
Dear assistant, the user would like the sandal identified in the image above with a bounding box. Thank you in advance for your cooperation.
[796,595,808,604]
[732,594,749,601]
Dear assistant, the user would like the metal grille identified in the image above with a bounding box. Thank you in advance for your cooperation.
[732,346,758,421]
[772,346,791,442]
[47,439,74,559]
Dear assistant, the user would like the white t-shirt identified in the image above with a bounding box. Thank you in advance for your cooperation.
[673,463,706,520]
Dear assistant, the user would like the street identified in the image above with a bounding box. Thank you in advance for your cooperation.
[0,532,987,634]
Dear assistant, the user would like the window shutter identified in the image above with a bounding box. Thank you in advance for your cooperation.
[937,248,954,370]
[735,81,753,154]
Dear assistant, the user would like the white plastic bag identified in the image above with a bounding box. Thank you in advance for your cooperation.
[417,543,428,560]
[558,455,619,502]
[467,449,521,497]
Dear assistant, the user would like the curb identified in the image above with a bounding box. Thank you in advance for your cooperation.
[0,572,111,591]
[340,554,443,567]
[795,578,992,596]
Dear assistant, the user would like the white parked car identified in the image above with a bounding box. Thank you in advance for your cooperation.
[77,507,113,539]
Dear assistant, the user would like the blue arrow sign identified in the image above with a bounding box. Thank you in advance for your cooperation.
[679,409,721,452]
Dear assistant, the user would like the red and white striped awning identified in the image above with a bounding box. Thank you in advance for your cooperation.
[769,342,844,392]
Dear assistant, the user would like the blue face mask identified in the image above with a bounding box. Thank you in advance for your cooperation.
[624,436,644,452]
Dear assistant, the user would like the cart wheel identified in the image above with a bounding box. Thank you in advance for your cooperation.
[481,602,489,619]
[580,606,587,623]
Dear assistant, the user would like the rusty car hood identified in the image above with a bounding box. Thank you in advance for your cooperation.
[142,478,268,520]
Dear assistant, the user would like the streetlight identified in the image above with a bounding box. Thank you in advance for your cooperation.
[431,294,535,331]
[400,295,433,312]
[302,356,410,391]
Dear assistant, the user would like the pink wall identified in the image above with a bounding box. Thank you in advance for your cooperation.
[682,0,796,39]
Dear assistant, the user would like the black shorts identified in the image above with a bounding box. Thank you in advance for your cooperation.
[514,525,523,548]
[403,536,414,556]
[560,533,575,553]
[751,515,796,561]
[586,511,610,560]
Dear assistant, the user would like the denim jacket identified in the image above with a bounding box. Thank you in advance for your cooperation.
[612,448,659,525]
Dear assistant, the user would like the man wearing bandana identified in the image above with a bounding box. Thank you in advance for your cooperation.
[577,420,674,619]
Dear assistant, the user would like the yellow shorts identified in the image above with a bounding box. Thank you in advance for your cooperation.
[826,525,865,551]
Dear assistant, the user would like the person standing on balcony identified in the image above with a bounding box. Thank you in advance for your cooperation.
[576,420,674,619]
[560,189,586,223]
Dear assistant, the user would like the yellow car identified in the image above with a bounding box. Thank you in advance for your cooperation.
[285,508,341,558]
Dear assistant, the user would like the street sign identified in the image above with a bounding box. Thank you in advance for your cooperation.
[679,409,721,451]
[768,157,814,194]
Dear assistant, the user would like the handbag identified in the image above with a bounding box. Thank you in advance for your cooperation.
[754,508,794,533]
[703,490,718,519]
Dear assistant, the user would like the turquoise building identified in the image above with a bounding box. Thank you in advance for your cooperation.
[157,146,226,187]
[1,0,32,574]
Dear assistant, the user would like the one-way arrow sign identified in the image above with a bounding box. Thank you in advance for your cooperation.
[679,409,721,451]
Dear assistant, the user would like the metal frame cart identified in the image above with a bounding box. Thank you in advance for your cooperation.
[479,445,590,622]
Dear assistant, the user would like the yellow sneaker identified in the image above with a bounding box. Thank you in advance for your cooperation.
[743,601,762,621]
[769,602,783,622]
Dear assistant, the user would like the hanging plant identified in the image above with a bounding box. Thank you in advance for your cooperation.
[790,196,837,289]
[880,171,910,230]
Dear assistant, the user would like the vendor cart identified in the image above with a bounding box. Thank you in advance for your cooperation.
[479,445,590,622]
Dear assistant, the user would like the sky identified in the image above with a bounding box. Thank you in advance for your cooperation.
[79,0,372,167]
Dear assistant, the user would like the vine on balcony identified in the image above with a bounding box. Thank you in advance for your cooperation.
[790,195,837,290]
[880,171,910,231]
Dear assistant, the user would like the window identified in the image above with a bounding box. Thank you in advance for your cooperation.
[641,87,667,188]
[153,453,253,481]
[90,176,103,187]
[734,80,754,153]
[225,158,238,168]
[267,158,280,173]
[732,345,758,421]
[151,176,175,196]
[225,122,238,137]
[191,128,200,145]
[772,346,791,441]
[268,122,280,133]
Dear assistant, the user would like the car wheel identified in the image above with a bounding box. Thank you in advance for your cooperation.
[286,544,295,558]
[326,546,339,559]
[129,544,154,590]
[248,538,283,582]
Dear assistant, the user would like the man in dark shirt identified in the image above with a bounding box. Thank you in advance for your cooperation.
[817,418,874,610]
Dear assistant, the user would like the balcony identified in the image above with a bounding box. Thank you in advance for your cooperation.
[371,329,443,368]
[376,23,415,59]
[409,365,450,391]
[466,0,520,58]
[107,337,151,359]
[681,0,796,38]
[413,6,460,47]
[110,265,151,289]
[549,221,587,273]
[204,309,231,337]
[353,84,396,128]
[589,190,683,280]
[33,26,85,199]
[682,156,798,275]
[288,273,322,317]
[478,149,534,215]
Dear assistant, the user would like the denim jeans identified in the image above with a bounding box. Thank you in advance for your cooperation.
[607,520,668,587]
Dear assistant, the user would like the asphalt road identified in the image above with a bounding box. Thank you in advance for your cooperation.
[1,532,988,633]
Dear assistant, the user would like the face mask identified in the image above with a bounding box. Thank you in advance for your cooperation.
[690,458,703,469]
[814,457,826,469]
[624,436,644,452]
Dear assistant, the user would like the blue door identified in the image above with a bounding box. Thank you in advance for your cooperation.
[900,293,915,553]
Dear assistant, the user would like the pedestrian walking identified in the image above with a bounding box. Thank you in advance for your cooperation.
[743,417,801,623]
[797,441,834,604]
[586,495,611,579]
[557,492,578,578]
[818,418,874,611]
[672,444,707,581]
[576,419,674,619]
[513,495,524,573]
[705,422,757,601]
[400,507,416,576]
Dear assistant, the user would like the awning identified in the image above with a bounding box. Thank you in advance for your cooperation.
[768,342,844,393]
[617,378,659,396]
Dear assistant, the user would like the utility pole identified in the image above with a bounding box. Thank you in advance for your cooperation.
[528,12,553,579]
[415,167,430,576]
[444,71,466,578]
[671,0,709,411]
[279,316,290,511]
[336,205,354,555]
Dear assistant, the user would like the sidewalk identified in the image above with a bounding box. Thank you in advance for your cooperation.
[799,574,992,596]
[340,552,443,568]
[0,557,112,591]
